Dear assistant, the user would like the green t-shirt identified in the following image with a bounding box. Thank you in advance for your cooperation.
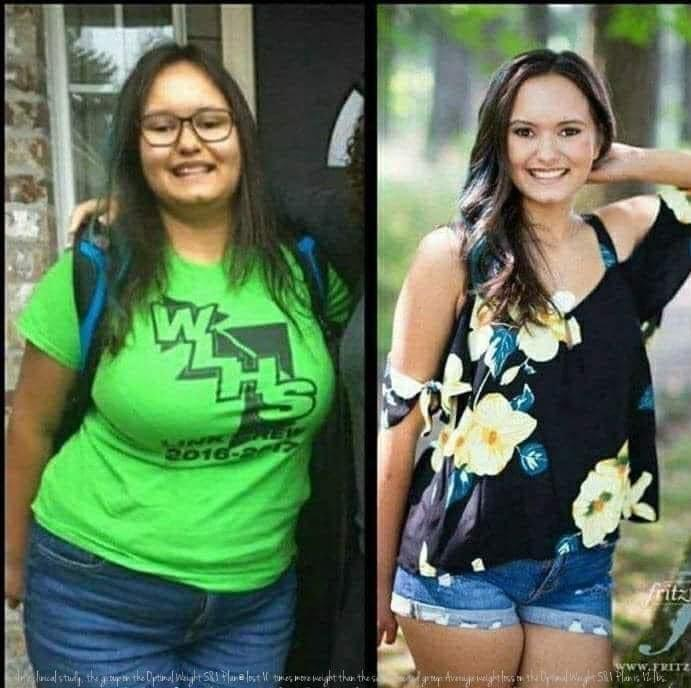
[18,243,351,592]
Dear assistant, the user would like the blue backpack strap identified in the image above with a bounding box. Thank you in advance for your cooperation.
[75,235,108,371]
[53,217,128,451]
[294,233,337,348]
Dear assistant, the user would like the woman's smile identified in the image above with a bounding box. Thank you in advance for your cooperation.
[528,168,570,181]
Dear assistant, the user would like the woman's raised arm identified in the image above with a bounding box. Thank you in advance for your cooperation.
[377,226,467,646]
[587,142,691,190]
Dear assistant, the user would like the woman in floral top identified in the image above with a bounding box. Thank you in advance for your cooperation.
[377,49,691,686]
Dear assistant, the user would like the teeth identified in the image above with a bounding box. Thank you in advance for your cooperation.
[530,169,567,179]
[174,166,212,175]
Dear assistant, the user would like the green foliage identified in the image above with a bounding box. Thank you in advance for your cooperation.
[435,5,509,52]
[605,4,691,47]
[670,4,691,43]
[377,5,427,58]
[433,5,535,71]
[379,5,536,74]
[606,6,660,47]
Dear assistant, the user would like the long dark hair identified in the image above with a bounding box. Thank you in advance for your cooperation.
[98,42,305,355]
[346,114,364,227]
[455,49,616,328]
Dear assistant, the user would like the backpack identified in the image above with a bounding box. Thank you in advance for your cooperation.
[54,216,356,681]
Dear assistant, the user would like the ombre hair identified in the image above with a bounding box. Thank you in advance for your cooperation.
[455,49,616,328]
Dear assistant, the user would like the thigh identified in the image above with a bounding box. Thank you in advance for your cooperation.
[177,565,298,688]
[397,615,524,688]
[23,519,188,688]
[518,623,613,687]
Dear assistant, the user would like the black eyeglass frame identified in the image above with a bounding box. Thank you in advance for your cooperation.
[139,107,235,147]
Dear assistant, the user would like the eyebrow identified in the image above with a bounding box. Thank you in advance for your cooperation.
[510,119,587,126]
[142,107,228,117]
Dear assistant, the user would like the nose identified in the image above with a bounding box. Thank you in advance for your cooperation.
[176,120,202,149]
[534,134,562,165]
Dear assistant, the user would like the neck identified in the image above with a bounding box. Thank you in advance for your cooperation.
[159,204,233,264]
[523,198,581,247]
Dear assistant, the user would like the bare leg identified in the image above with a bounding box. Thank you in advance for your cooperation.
[396,614,524,688]
[517,622,613,688]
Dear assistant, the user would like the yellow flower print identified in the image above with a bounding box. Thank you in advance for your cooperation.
[441,353,472,415]
[468,299,494,361]
[594,457,630,483]
[622,471,656,521]
[419,541,437,577]
[430,427,453,473]
[517,308,581,362]
[445,406,476,469]
[463,393,537,476]
[573,469,626,547]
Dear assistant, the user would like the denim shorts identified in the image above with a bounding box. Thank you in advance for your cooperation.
[23,517,297,688]
[391,540,615,637]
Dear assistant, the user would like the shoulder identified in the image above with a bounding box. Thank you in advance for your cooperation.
[409,226,466,288]
[592,194,661,262]
[399,225,467,321]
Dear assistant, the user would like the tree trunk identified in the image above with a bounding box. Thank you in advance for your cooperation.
[683,41,691,143]
[377,7,396,139]
[525,5,550,47]
[426,31,472,161]
[593,5,661,204]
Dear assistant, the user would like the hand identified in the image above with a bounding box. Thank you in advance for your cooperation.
[587,142,642,185]
[5,561,25,610]
[66,196,119,248]
[377,583,399,647]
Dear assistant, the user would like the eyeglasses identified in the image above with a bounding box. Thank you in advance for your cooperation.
[139,108,234,147]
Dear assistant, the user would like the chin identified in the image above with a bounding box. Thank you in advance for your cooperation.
[517,183,580,207]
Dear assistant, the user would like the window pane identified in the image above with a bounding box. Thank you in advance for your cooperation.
[70,92,118,202]
[122,6,175,78]
[65,6,119,86]
[65,5,174,87]
[65,4,177,205]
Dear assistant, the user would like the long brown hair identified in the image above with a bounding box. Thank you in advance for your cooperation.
[455,49,616,327]
[97,42,307,356]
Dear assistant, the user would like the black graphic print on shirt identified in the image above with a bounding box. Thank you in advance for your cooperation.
[151,296,319,462]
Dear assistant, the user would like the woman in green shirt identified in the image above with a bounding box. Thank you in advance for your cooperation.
[6,42,350,688]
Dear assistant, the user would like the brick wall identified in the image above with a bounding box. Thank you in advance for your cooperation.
[5,7,54,684]
[6,4,56,399]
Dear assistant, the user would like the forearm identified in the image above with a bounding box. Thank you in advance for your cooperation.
[628,147,691,190]
[5,423,53,565]
[377,420,421,589]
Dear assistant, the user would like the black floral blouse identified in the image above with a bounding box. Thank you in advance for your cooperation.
[382,196,691,576]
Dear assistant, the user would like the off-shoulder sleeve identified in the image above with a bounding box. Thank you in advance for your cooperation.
[619,196,691,331]
[380,356,443,436]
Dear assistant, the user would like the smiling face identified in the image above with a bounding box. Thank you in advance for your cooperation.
[138,61,242,214]
[506,73,601,212]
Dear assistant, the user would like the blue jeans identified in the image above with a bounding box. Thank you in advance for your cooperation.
[23,517,297,688]
[392,541,615,637]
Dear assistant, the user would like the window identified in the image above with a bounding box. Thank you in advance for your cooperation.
[45,5,186,248]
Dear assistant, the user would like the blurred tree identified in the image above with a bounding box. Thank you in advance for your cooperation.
[594,5,662,203]
[683,42,691,142]
[426,30,472,161]
[525,5,550,47]
[377,5,396,137]
[423,5,536,158]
